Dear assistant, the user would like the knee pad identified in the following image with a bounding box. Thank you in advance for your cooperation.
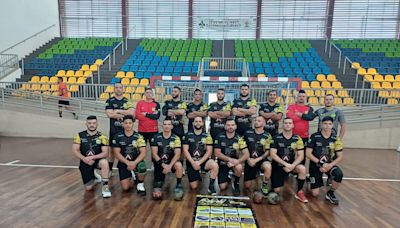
[330,166,343,183]
[137,161,147,175]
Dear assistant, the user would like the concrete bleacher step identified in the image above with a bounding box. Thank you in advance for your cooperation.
[310,40,362,88]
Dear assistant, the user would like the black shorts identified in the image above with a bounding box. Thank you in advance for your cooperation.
[139,131,157,144]
[271,164,290,189]
[153,161,177,183]
[186,160,209,183]
[309,165,338,189]
[172,124,184,139]
[244,160,268,181]
[217,162,233,184]
[79,159,102,185]
[58,100,70,107]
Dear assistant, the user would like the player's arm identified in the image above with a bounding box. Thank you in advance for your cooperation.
[133,146,147,164]
[305,147,318,164]
[259,110,274,120]
[339,123,347,141]
[232,107,246,116]
[214,148,231,162]
[182,144,195,164]
[329,138,344,167]
[151,146,161,162]
[135,102,147,121]
[72,144,85,161]
[106,109,124,119]
[93,135,109,160]
[238,148,250,163]
[145,102,161,120]
[301,106,317,121]
[286,105,300,121]
[113,147,130,165]
[117,107,135,117]
[270,148,290,167]
[292,149,305,166]
[189,110,207,119]
[199,135,214,165]
[162,102,170,116]
[169,147,181,166]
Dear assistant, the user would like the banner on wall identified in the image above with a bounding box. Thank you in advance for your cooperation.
[197,18,256,31]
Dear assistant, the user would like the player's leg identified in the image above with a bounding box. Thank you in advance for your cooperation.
[186,161,201,190]
[204,159,218,194]
[260,161,272,196]
[309,168,324,198]
[97,159,111,197]
[232,163,243,196]
[78,162,96,191]
[134,161,147,195]
[218,164,230,193]
[271,165,286,194]
[173,160,184,200]
[294,164,308,203]
[243,162,256,190]
[326,166,343,205]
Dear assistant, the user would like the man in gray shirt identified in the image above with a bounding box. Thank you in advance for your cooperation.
[303,94,346,140]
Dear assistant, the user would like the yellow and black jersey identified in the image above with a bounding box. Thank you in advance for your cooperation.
[151,133,181,163]
[307,132,343,164]
[270,133,304,166]
[73,131,108,157]
[112,131,146,161]
[243,129,272,159]
[214,132,247,159]
[182,131,213,161]
[162,99,187,126]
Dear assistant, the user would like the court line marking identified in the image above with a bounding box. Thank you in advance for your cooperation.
[1,162,400,182]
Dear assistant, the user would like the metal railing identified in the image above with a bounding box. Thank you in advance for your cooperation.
[324,35,343,68]
[0,54,19,79]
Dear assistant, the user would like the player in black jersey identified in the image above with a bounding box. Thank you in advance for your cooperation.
[162,86,187,139]
[112,115,147,195]
[306,116,344,205]
[232,84,257,136]
[214,118,250,196]
[208,88,232,140]
[105,83,135,173]
[182,116,218,194]
[243,116,273,197]
[186,89,208,132]
[259,90,284,136]
[270,117,308,203]
[151,119,184,200]
[72,115,111,198]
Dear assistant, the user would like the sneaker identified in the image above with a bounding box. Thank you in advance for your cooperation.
[326,191,339,205]
[295,190,308,203]
[208,184,217,195]
[94,169,102,183]
[260,183,269,197]
[102,185,112,198]
[136,183,146,196]
[232,182,240,196]
[174,184,184,201]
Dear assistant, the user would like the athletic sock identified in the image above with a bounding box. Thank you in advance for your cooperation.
[234,175,240,185]
[209,178,215,186]
[297,179,305,192]
[102,178,109,186]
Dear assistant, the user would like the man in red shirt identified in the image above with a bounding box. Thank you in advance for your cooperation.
[58,77,77,119]
[135,87,161,144]
[286,90,315,157]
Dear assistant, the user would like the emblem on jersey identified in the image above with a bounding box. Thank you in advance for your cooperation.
[319,155,328,163]
[161,154,169,161]
[252,151,259,158]
[169,141,175,148]
[126,154,133,161]
[86,150,95,156]
[193,150,201,159]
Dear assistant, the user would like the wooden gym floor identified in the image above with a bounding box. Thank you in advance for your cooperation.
[0,136,399,227]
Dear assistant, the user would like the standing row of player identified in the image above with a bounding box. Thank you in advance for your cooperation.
[72,83,346,205]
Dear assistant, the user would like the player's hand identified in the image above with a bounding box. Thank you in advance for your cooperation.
[283,167,291,173]
[162,164,172,174]
[247,159,256,167]
[294,111,302,117]
[167,110,174,117]
[192,161,201,171]
[127,161,137,171]
[322,163,332,171]
[82,157,93,165]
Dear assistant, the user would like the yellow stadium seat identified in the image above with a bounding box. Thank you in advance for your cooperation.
[131,78,140,85]
[155,94,162,100]
[95,59,103,65]
[301,81,310,88]
[99,93,110,101]
[21,83,30,90]
[327,74,337,82]
[77,77,86,84]
[132,93,143,101]
[90,65,98,72]
[66,70,75,77]
[125,86,135,93]
[310,81,320,88]
[40,76,49,83]
[364,74,373,82]
[351,62,361,69]
[281,89,291,97]
[84,71,93,77]
[135,87,145,94]
[52,91,59,96]
[378,91,390,98]
[155,87,165,94]
[257,73,266,78]
[140,78,149,86]
[164,94,172,100]
[123,93,131,100]
[105,86,114,93]
[75,70,84,77]
[286,97,295,104]
[332,81,343,89]
[334,97,342,105]
[337,90,349,97]
[395,75,400,81]
[370,82,381,89]
[373,74,384,82]
[387,98,398,105]
[391,90,400,98]
[30,84,41,91]
[50,84,58,91]
[357,68,367,75]
[67,77,77,84]
[56,70,66,77]
[319,97,325,105]
[30,76,40,83]
[42,91,51,97]
[316,74,326,82]
[292,90,299,97]
[314,90,325,97]
[382,82,392,89]
[81,65,90,71]
[276,97,283,104]
[343,97,355,105]
[69,85,78,92]
[126,72,135,78]
[385,75,395,82]
[49,76,58,83]
[62,77,67,83]
[305,89,314,97]
[121,78,130,86]
[367,68,377,75]
[321,81,331,89]
[116,71,125,78]
[210,61,218,68]
[308,97,319,105]
[41,84,50,91]
[326,90,337,96]
[393,82,400,89]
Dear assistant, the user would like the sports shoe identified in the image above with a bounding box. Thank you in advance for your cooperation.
[208,183,217,195]
[136,183,146,196]
[232,182,240,196]
[260,182,269,197]
[102,185,112,198]
[94,169,102,183]
[326,191,339,205]
[174,183,184,201]
[295,190,308,203]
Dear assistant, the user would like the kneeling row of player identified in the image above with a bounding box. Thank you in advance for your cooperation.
[72,115,343,205]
